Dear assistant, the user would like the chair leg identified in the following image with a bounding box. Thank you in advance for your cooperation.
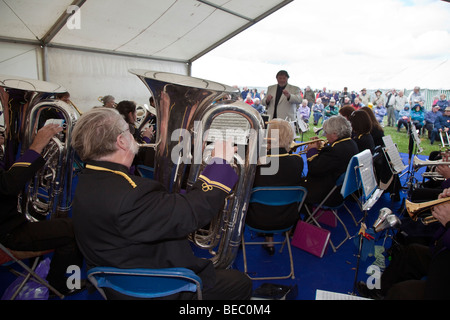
[0,246,65,300]
[343,202,362,226]
[284,231,295,280]
[241,231,295,280]
[305,205,351,253]
[241,233,249,276]
[330,209,351,251]
[9,257,40,300]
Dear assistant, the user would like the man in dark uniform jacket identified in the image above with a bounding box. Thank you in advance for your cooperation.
[71,107,252,300]
[301,115,359,207]
[0,124,83,295]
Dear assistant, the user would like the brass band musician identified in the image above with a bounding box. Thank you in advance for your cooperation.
[358,188,450,299]
[301,115,359,207]
[245,119,304,255]
[0,124,84,296]
[116,100,155,168]
[71,108,252,300]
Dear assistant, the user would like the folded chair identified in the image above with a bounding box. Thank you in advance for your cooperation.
[241,186,307,280]
[0,243,64,300]
[87,266,203,300]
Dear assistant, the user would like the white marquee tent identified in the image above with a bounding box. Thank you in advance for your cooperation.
[0,0,292,112]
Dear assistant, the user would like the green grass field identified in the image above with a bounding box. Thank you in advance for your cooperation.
[296,117,442,158]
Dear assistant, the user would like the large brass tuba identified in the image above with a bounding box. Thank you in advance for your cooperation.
[0,75,79,220]
[130,69,264,269]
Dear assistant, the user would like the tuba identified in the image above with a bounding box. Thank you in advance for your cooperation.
[130,69,264,269]
[0,75,79,221]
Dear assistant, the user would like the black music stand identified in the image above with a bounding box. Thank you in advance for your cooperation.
[398,123,423,190]
[381,135,408,204]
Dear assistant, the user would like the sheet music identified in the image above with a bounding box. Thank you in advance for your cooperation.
[357,150,378,199]
[206,113,250,145]
[382,135,407,173]
[315,289,371,300]
[341,150,381,211]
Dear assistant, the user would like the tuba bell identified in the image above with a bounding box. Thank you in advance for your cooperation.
[0,75,79,220]
[130,69,264,269]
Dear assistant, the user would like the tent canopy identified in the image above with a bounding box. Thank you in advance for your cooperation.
[0,0,291,110]
[0,0,291,64]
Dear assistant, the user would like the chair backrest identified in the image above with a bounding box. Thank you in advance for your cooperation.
[87,266,203,300]
[136,165,154,179]
[249,186,307,208]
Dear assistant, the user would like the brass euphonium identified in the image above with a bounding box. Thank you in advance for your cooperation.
[405,198,450,225]
[130,69,264,269]
[0,75,79,220]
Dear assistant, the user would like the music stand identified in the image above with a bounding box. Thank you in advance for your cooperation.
[343,150,383,295]
[342,150,383,212]
[294,111,309,141]
[401,123,424,193]
[382,135,408,176]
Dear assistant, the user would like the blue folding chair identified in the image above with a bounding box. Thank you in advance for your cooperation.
[305,151,374,252]
[241,186,307,280]
[87,266,203,300]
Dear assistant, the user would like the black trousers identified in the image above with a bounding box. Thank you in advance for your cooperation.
[0,218,83,291]
[381,243,450,299]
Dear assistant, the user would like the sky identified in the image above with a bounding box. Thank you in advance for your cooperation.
[192,0,450,92]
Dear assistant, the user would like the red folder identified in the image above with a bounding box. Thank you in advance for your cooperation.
[292,221,330,258]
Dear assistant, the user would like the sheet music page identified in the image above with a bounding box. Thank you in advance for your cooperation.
[382,135,407,173]
[411,123,424,153]
[315,289,371,300]
[357,150,377,199]
[207,113,250,145]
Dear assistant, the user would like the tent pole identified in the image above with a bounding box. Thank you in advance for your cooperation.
[42,45,49,81]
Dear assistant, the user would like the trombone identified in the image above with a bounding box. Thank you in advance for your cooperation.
[405,198,450,225]
[413,156,450,180]
[412,156,450,169]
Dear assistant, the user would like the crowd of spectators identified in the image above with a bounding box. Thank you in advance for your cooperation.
[238,85,450,144]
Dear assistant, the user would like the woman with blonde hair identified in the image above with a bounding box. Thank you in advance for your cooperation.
[245,118,304,255]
